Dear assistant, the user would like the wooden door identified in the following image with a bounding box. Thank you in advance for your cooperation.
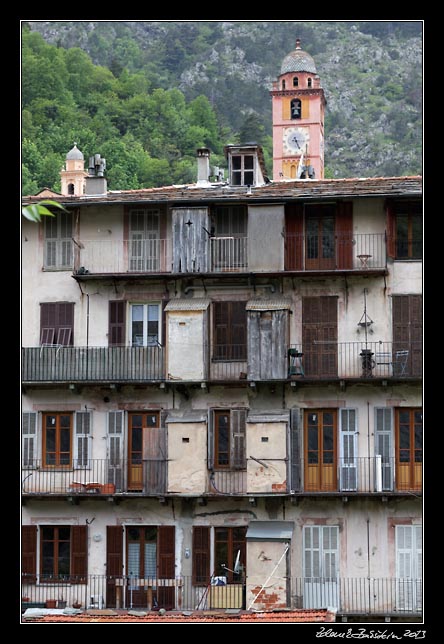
[392,295,422,376]
[305,205,336,270]
[395,409,422,491]
[304,410,337,492]
[302,297,338,378]
[128,412,160,490]
[285,203,303,270]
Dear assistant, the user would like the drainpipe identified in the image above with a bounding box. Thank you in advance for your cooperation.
[367,518,371,613]
[86,294,90,380]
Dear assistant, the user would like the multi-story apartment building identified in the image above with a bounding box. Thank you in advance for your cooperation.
[21,41,422,621]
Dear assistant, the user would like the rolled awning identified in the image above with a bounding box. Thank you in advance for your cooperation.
[246,298,292,311]
[164,298,210,311]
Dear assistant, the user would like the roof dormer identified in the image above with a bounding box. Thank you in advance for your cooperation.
[224,143,268,187]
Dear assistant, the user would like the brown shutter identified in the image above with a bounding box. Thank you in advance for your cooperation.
[302,296,338,377]
[109,301,126,346]
[214,301,229,359]
[157,526,175,610]
[285,203,304,270]
[392,295,422,376]
[386,200,396,258]
[40,303,57,345]
[22,526,37,584]
[231,301,247,360]
[40,303,74,346]
[231,409,247,469]
[336,201,353,269]
[71,525,88,582]
[161,298,169,348]
[192,526,210,585]
[106,526,123,607]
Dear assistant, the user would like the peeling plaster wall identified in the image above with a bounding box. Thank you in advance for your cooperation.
[167,311,206,380]
[167,421,207,494]
[246,540,289,610]
[247,421,287,493]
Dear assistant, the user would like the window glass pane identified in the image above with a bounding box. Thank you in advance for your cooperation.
[244,171,254,185]
[144,527,157,541]
[128,542,140,577]
[232,156,241,170]
[41,541,55,575]
[46,428,56,452]
[131,305,144,346]
[144,542,157,577]
[396,215,409,258]
[128,527,141,541]
[323,427,334,463]
[244,156,254,169]
[232,172,241,186]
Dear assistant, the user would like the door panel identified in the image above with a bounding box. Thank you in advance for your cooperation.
[128,412,160,491]
[302,297,338,378]
[305,205,336,270]
[304,410,337,491]
[395,409,422,491]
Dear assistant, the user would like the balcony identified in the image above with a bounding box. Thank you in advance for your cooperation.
[22,456,421,497]
[21,574,422,616]
[70,233,387,278]
[22,346,165,384]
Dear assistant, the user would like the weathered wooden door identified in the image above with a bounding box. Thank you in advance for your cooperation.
[304,410,337,492]
[305,205,336,270]
[302,296,338,378]
[172,207,209,273]
[128,412,160,491]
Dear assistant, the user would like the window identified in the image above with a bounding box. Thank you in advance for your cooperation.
[375,408,394,491]
[44,211,73,269]
[396,525,422,612]
[129,209,161,271]
[392,295,422,376]
[40,302,74,346]
[231,155,254,186]
[43,412,72,467]
[74,412,92,468]
[23,526,87,585]
[386,200,422,260]
[304,409,338,491]
[127,526,157,578]
[68,183,75,195]
[22,412,37,468]
[307,78,312,88]
[291,98,302,119]
[192,526,246,586]
[303,525,340,609]
[130,303,160,346]
[395,408,422,491]
[293,76,299,87]
[282,79,286,90]
[209,409,247,470]
[213,301,247,361]
[211,206,247,270]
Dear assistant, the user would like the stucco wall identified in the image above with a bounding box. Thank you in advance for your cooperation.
[167,311,206,380]
[167,421,207,495]
[247,421,287,493]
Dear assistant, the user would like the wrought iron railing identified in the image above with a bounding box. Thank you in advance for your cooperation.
[21,574,422,616]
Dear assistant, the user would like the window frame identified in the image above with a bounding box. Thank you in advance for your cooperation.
[230,154,255,186]
[212,301,247,362]
[43,210,73,270]
[42,412,73,468]
[129,302,161,347]
[394,210,422,260]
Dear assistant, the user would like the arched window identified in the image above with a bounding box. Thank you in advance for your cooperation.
[290,98,302,119]
[282,80,286,90]
[307,78,312,88]
[293,76,299,87]
[68,183,75,195]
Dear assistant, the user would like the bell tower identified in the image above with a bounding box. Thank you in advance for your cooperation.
[270,39,326,181]
[60,143,87,196]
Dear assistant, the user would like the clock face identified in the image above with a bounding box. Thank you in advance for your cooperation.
[283,127,309,155]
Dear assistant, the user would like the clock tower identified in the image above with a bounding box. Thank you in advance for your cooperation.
[270,39,326,181]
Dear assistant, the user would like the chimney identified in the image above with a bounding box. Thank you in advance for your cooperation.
[85,153,107,195]
[196,148,211,186]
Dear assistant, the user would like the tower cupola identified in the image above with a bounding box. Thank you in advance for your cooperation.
[60,143,87,196]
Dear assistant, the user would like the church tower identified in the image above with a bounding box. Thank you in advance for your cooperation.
[60,143,87,196]
[270,39,326,181]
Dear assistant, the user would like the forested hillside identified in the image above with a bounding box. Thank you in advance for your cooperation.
[22,20,422,194]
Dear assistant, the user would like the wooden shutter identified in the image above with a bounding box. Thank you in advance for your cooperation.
[40,303,57,345]
[214,301,229,359]
[290,408,302,492]
[192,526,210,585]
[375,408,393,491]
[302,296,338,377]
[386,200,396,258]
[40,303,74,346]
[231,409,247,469]
[109,301,126,346]
[107,411,124,491]
[336,202,353,269]
[285,203,304,270]
[71,525,88,582]
[22,412,37,468]
[74,412,92,468]
[106,526,123,607]
[157,526,176,610]
[207,409,214,470]
[339,409,357,491]
[392,295,422,376]
[231,301,247,360]
[22,525,37,583]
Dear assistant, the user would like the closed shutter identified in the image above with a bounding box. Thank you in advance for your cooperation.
[74,412,92,468]
[106,526,124,607]
[302,296,338,377]
[336,202,353,269]
[396,525,422,612]
[109,301,126,346]
[231,302,247,360]
[386,201,396,258]
[285,203,303,270]
[375,408,393,491]
[290,408,302,492]
[22,525,37,583]
[207,409,214,470]
[193,526,210,585]
[71,525,88,582]
[157,526,175,610]
[40,303,74,346]
[107,411,124,491]
[339,409,357,491]
[22,412,37,468]
[392,295,422,376]
[40,303,57,345]
[231,409,247,469]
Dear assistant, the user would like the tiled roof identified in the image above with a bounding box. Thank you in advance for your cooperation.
[22,176,422,207]
[23,608,337,624]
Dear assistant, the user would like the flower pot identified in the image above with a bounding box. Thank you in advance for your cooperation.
[101,483,115,494]
[58,600,67,609]
[72,602,82,609]
[45,599,57,608]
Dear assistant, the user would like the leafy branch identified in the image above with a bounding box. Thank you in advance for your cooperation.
[22,199,68,223]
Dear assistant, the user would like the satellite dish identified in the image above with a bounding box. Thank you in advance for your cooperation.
[234,550,241,574]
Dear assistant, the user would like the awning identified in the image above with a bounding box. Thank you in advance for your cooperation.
[164,298,211,311]
[165,410,208,424]
[246,298,292,311]
[246,521,294,541]
[247,411,290,423]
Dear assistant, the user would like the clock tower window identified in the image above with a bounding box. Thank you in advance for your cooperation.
[282,79,286,90]
[291,98,302,119]
[293,76,299,87]
[307,78,312,88]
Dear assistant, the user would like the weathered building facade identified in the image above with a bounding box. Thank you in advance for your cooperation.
[21,41,422,621]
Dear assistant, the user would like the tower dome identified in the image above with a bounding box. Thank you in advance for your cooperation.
[280,39,317,74]
[66,143,84,161]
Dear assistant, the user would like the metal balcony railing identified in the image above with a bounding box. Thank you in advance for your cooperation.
[21,574,422,616]
[22,346,165,383]
[22,456,421,497]
[284,232,387,271]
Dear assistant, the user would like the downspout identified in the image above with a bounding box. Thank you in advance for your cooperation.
[86,293,90,380]
[367,518,371,614]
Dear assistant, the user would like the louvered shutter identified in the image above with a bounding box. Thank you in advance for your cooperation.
[106,526,123,606]
[285,203,304,270]
[40,303,57,345]
[207,409,214,470]
[22,412,37,468]
[290,408,302,492]
[339,409,357,491]
[157,526,175,610]
[71,525,88,583]
[22,526,37,584]
[231,301,247,360]
[231,409,247,469]
[386,201,396,258]
[375,408,393,491]
[107,411,124,491]
[74,412,92,469]
[109,301,126,346]
[193,526,210,585]
[336,202,353,269]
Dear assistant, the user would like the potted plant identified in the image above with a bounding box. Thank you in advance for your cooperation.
[72,600,82,609]
[58,596,67,609]
[45,598,57,608]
